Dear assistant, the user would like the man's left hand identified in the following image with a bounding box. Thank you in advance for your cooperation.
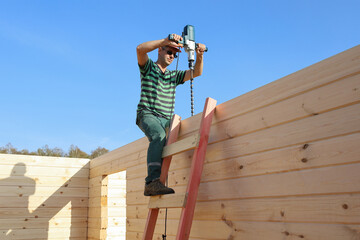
[196,43,206,56]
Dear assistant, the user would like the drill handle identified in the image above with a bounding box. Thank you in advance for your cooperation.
[196,43,208,52]
[168,34,208,51]
[168,34,184,45]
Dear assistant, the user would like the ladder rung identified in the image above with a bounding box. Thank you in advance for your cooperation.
[148,193,188,209]
[162,133,200,158]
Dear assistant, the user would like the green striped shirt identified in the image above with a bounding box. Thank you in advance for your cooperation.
[137,59,186,119]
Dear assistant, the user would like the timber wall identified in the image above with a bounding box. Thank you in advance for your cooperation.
[0,154,89,240]
[89,44,360,240]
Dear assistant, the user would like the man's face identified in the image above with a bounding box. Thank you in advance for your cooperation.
[160,47,177,66]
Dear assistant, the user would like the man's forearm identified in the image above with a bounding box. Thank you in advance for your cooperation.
[136,38,168,55]
[194,54,203,78]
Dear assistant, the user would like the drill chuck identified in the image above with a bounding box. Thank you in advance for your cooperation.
[189,60,195,70]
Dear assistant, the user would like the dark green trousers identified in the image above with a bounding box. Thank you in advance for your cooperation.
[136,110,170,184]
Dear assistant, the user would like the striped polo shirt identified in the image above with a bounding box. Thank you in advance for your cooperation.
[137,58,186,119]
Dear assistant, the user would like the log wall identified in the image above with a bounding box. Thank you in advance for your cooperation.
[0,154,89,240]
[89,45,360,239]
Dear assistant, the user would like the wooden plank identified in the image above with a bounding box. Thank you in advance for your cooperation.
[88,217,107,228]
[0,165,89,178]
[88,207,109,218]
[197,163,360,201]
[108,197,126,208]
[162,133,200,158]
[128,218,360,240]
[89,149,146,178]
[90,137,148,169]
[107,187,126,196]
[127,232,203,240]
[148,193,187,209]
[108,216,126,227]
[130,193,360,224]
[87,228,107,240]
[0,196,88,208]
[89,196,104,208]
[0,185,88,197]
[0,154,89,168]
[0,207,88,219]
[107,208,126,218]
[127,163,360,205]
[0,175,88,188]
[125,163,146,181]
[1,227,87,239]
[89,196,123,208]
[0,217,87,229]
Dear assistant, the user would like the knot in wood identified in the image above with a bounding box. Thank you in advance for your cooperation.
[283,231,290,236]
[302,144,309,150]
[280,210,285,217]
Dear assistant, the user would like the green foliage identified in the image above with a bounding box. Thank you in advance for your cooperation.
[67,144,89,158]
[0,143,109,159]
[37,145,65,157]
[90,146,109,159]
[0,143,19,154]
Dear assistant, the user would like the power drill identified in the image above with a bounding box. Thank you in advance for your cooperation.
[168,25,208,116]
[168,25,208,70]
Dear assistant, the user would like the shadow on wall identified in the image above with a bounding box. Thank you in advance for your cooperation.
[0,162,88,239]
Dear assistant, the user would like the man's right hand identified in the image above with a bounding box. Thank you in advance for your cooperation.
[167,34,183,48]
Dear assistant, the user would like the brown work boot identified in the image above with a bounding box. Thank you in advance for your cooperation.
[144,179,175,196]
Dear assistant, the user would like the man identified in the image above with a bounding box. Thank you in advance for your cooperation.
[136,33,206,196]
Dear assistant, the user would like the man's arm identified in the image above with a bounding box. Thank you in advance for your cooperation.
[183,43,206,82]
[136,35,183,67]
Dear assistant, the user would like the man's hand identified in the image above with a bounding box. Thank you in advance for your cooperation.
[167,34,183,48]
[196,43,206,56]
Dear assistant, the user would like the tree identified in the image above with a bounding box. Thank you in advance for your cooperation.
[90,146,109,159]
[37,145,65,157]
[0,143,109,159]
[0,143,19,154]
[67,145,89,158]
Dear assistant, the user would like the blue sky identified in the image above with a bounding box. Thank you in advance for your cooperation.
[1,0,359,154]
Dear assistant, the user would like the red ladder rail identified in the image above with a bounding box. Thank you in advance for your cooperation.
[176,97,217,240]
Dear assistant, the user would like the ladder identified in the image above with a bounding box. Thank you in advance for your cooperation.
[142,97,217,240]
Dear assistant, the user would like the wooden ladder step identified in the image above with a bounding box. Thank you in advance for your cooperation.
[148,193,188,209]
[161,133,200,158]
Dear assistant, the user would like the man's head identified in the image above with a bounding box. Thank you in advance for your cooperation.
[157,46,181,67]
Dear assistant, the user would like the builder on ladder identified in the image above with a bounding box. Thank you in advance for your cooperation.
[136,34,207,196]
